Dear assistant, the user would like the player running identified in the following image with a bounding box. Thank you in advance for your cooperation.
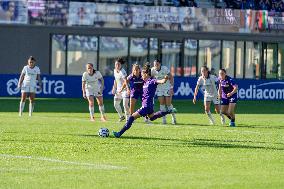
[113,63,177,138]
[218,69,238,127]
[151,60,177,125]
[18,56,42,117]
[112,57,130,122]
[82,63,107,122]
[193,66,225,125]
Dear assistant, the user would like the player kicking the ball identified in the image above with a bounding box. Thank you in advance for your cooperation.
[193,66,225,125]
[82,63,107,122]
[18,56,42,117]
[113,63,177,138]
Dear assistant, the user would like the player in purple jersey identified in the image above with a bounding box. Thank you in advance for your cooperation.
[113,64,177,138]
[119,64,144,115]
[218,69,238,127]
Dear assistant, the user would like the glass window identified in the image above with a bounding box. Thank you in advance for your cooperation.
[51,35,66,75]
[264,43,278,79]
[245,42,261,79]
[149,38,158,64]
[67,35,98,75]
[99,37,128,76]
[161,41,182,76]
[198,40,221,76]
[278,43,284,79]
[222,41,235,77]
[184,39,197,77]
[129,38,148,67]
[236,41,244,78]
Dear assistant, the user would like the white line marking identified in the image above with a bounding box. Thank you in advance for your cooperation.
[0,154,126,170]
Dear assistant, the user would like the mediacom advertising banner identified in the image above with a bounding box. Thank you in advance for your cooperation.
[1,75,283,100]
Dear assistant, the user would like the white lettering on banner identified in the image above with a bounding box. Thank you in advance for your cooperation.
[6,77,66,95]
[6,78,20,95]
[174,82,194,97]
[237,82,284,100]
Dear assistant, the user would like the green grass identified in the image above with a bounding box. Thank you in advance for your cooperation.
[0,99,283,189]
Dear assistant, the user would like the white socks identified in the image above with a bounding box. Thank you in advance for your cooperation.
[168,104,177,124]
[123,98,130,120]
[19,101,35,117]
[29,103,34,117]
[19,101,25,116]
[160,105,167,124]
[206,111,215,125]
[89,106,94,119]
[114,99,123,118]
[99,105,105,116]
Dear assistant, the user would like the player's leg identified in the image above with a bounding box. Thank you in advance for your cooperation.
[228,103,236,127]
[214,103,225,125]
[129,98,137,115]
[19,92,27,116]
[213,97,225,125]
[165,95,176,125]
[204,100,215,125]
[158,96,167,124]
[87,95,95,121]
[113,109,142,138]
[114,97,124,121]
[123,97,130,121]
[28,86,36,117]
[96,96,106,122]
[148,106,177,121]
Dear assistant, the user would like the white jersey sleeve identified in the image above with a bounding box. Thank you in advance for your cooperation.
[197,76,203,86]
[97,71,103,79]
[82,72,87,82]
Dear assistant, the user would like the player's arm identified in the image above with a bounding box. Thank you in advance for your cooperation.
[119,78,130,94]
[112,80,117,95]
[99,77,104,94]
[18,73,25,88]
[193,84,200,104]
[227,85,238,98]
[82,81,87,99]
[156,75,169,84]
[218,83,222,99]
[169,73,174,96]
[37,74,42,89]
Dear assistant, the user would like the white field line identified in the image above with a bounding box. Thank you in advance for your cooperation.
[0,154,126,170]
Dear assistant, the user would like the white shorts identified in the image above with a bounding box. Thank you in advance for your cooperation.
[86,89,102,97]
[204,96,220,105]
[156,88,171,97]
[114,91,129,99]
[21,86,36,93]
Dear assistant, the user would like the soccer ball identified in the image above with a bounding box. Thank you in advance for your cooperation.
[98,128,109,137]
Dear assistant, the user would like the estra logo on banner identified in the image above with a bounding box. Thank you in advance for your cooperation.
[6,77,66,96]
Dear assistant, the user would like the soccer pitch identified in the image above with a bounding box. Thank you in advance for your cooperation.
[0,99,283,189]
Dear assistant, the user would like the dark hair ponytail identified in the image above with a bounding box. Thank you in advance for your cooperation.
[28,56,36,61]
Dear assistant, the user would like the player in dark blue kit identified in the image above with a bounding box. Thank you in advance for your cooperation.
[113,63,177,138]
[218,69,238,127]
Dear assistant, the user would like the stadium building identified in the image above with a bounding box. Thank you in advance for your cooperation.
[0,0,283,99]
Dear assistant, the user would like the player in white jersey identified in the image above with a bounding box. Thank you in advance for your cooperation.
[193,66,225,125]
[111,57,130,122]
[18,56,42,117]
[82,63,107,122]
[151,60,177,125]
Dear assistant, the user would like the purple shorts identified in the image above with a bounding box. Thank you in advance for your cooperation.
[136,106,154,117]
[221,94,237,105]
[130,91,143,100]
